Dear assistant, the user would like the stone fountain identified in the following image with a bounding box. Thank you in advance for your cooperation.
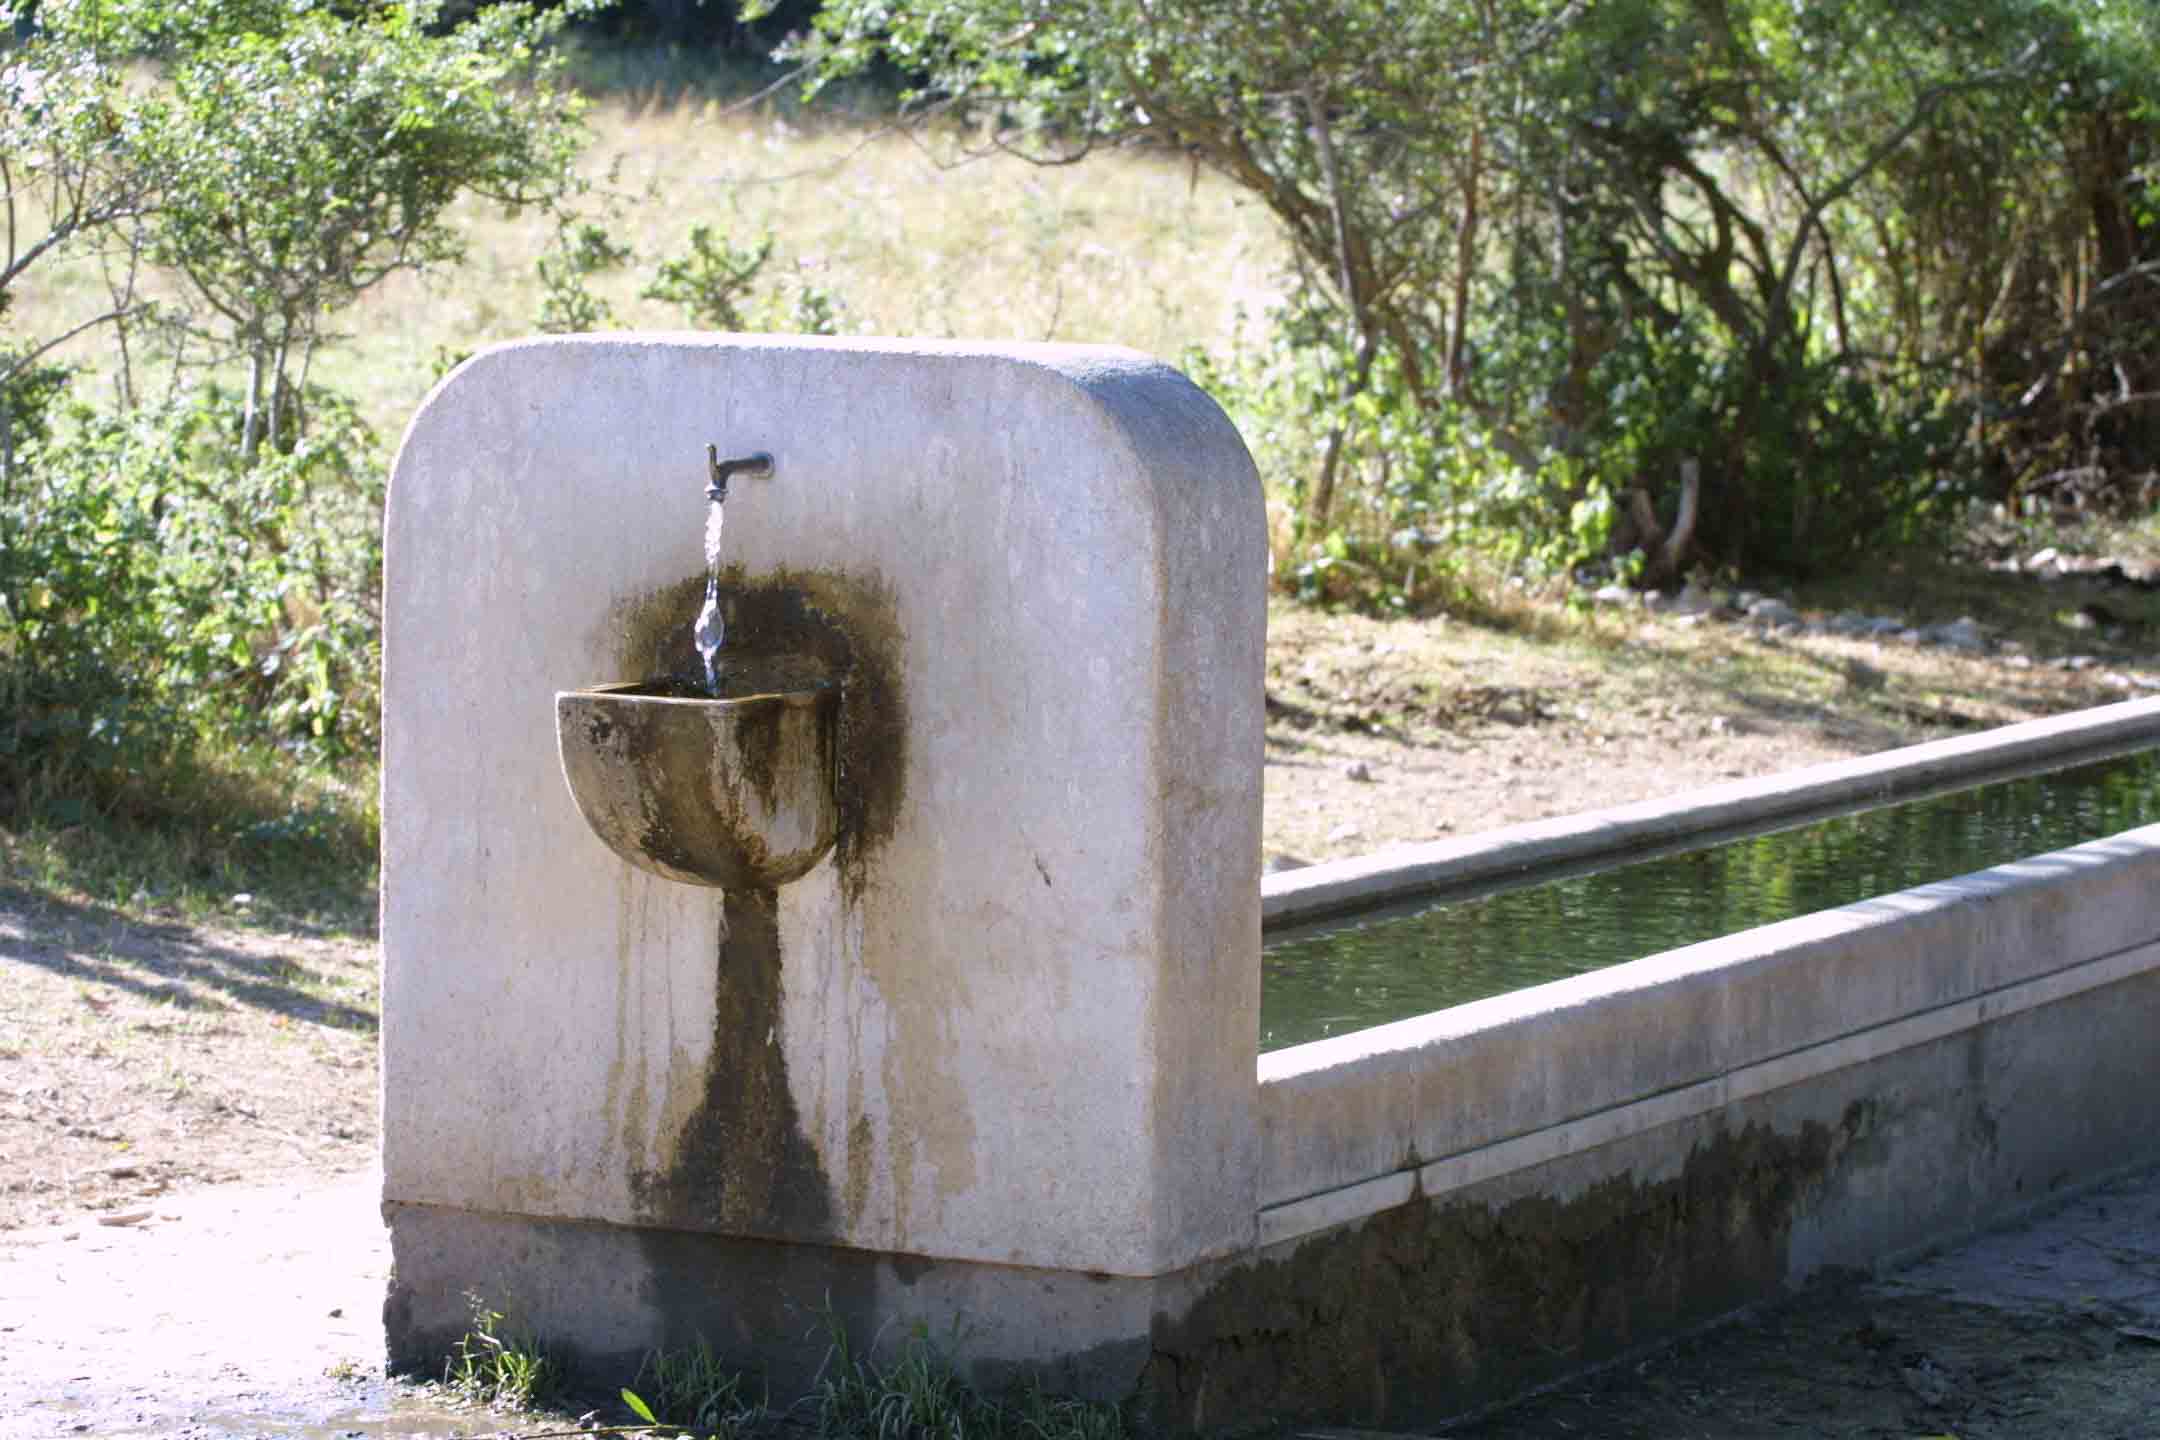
[378,336,1265,1404]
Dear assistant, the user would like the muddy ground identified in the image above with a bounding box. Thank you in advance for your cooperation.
[7,562,2160,1434]
[1439,1161,2160,1440]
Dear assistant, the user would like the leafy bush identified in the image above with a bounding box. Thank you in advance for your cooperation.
[0,373,383,816]
[1575,319,1964,578]
[0,368,171,813]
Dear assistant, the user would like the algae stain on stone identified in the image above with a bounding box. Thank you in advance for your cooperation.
[629,887,837,1239]
[845,1113,876,1231]
[604,873,654,1195]
[597,564,910,894]
[1145,1112,1866,1432]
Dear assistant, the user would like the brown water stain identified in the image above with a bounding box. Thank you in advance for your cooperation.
[628,886,834,1238]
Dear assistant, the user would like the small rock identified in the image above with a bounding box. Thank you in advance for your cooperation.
[2059,654,2099,671]
[1745,597,1801,628]
[229,892,254,909]
[2028,545,2061,572]
[2007,654,2034,670]
[1930,616,1987,651]
[1326,823,1364,844]
[1343,760,1375,783]
[1262,853,1311,874]
[1592,583,1633,607]
[1899,1355,1960,1408]
[2066,609,2099,631]
[1674,581,1719,616]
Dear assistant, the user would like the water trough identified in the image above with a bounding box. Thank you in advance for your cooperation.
[381,335,2160,1431]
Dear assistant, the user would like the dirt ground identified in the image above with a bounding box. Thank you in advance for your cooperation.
[6,570,2160,1435]
[0,890,377,1232]
[1260,591,2148,866]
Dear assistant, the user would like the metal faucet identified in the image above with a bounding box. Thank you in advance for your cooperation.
[706,446,773,503]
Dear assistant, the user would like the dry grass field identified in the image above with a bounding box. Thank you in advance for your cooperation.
[22,89,1290,452]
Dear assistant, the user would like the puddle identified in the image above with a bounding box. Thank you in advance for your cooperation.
[0,1171,563,1439]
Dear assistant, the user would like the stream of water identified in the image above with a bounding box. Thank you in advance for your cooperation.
[693,495,726,692]
[1260,746,2160,1052]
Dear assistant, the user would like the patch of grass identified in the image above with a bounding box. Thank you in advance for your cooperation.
[612,1322,1126,1440]
[629,1338,766,1438]
[812,1319,1126,1440]
[0,738,378,936]
[442,1297,563,1412]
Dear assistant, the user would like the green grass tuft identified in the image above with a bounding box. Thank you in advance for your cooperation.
[631,1337,766,1437]
[441,1296,564,1412]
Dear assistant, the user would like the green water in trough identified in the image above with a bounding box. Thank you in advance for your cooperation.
[1260,747,2160,1053]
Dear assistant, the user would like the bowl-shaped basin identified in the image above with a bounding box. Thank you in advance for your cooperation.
[557,658,839,890]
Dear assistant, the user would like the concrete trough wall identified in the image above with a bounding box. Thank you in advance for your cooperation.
[1152,823,2160,1428]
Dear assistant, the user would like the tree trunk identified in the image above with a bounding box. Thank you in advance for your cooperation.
[1307,331,1379,533]
[1630,457,1701,589]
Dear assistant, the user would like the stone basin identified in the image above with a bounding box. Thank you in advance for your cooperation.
[556,655,839,890]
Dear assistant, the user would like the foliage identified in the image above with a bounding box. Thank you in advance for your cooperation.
[1,0,590,811]
[643,224,848,335]
[443,1296,561,1410]
[627,1338,765,1438]
[643,224,775,331]
[0,368,169,809]
[140,0,589,457]
[537,220,637,333]
[0,367,382,810]
[790,0,1557,535]
[796,0,2160,583]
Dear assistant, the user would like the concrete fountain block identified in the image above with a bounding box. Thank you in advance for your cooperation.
[379,336,1266,1392]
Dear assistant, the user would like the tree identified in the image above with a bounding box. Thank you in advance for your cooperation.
[787,0,1582,532]
[140,2,586,457]
[793,0,2160,585]
[0,0,599,790]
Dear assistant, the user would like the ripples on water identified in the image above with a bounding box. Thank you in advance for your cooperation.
[1260,748,2160,1052]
